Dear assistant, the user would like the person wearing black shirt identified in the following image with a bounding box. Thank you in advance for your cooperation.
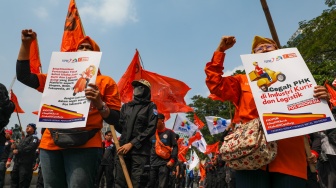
[114,79,158,188]
[147,113,178,188]
[8,123,39,188]
[0,130,13,187]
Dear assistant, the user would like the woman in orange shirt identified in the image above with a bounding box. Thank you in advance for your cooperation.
[16,29,121,188]
[205,35,330,188]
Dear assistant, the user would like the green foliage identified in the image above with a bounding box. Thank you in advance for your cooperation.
[284,7,336,84]
[325,0,336,7]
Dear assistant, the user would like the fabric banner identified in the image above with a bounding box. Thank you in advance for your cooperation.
[189,150,199,170]
[191,132,207,153]
[204,141,219,154]
[205,116,230,135]
[60,0,85,52]
[10,90,24,113]
[194,113,205,129]
[173,114,198,137]
[325,83,336,106]
[118,50,193,120]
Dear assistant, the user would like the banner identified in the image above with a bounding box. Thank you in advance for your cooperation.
[37,52,101,128]
[10,90,24,113]
[325,83,336,106]
[240,48,335,141]
[194,113,205,129]
[173,114,198,137]
[205,116,230,135]
[61,0,85,52]
[192,133,207,153]
[118,51,193,120]
[189,150,200,170]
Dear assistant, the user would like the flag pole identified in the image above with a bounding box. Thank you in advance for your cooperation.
[172,114,178,130]
[260,0,281,47]
[109,125,133,188]
[8,75,16,91]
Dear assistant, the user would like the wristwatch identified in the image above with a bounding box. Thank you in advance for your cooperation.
[97,102,108,112]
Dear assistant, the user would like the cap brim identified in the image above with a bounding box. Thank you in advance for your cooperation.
[131,80,142,87]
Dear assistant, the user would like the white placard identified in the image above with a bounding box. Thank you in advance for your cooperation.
[37,51,102,128]
[240,48,335,141]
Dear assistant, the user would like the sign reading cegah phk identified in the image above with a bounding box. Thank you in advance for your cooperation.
[37,51,102,128]
[240,48,335,141]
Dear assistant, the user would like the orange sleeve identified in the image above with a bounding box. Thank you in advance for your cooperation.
[204,51,242,107]
[36,73,47,93]
[96,75,121,111]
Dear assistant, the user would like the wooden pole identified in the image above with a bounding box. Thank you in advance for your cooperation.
[260,0,281,48]
[303,135,316,172]
[109,125,133,188]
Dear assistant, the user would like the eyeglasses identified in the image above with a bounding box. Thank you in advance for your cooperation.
[254,44,275,53]
[78,44,93,51]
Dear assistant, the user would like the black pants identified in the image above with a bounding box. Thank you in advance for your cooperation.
[95,164,114,188]
[235,169,306,188]
[318,154,336,188]
[36,166,44,188]
[0,162,6,188]
[10,162,33,188]
[147,165,170,188]
[114,154,147,188]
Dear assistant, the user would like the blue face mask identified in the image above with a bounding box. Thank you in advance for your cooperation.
[133,85,145,97]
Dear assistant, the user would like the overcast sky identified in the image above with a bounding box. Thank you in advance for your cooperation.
[0,0,329,136]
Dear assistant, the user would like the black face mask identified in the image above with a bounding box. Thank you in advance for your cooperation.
[133,85,145,97]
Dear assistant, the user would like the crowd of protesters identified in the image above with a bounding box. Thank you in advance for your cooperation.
[0,25,334,188]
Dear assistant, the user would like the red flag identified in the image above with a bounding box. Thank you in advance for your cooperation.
[29,39,41,74]
[325,83,336,106]
[188,131,202,146]
[118,50,193,120]
[178,145,189,162]
[204,141,219,154]
[199,162,206,181]
[194,113,205,129]
[10,90,24,113]
[61,0,85,52]
[117,50,142,103]
[177,138,184,147]
[32,111,38,115]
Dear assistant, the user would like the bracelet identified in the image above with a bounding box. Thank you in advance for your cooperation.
[97,102,108,112]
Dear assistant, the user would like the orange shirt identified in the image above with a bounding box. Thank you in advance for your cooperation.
[205,51,307,180]
[37,73,121,150]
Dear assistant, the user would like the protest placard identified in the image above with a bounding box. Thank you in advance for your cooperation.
[37,51,102,128]
[241,48,335,141]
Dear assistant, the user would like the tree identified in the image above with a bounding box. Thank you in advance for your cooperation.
[284,7,336,85]
[325,0,336,7]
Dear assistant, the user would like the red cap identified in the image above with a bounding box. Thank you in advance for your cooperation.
[5,130,12,135]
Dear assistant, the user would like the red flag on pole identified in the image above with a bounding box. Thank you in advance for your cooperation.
[117,50,142,103]
[29,39,41,74]
[10,90,24,113]
[199,162,206,181]
[61,0,85,52]
[118,50,193,120]
[204,141,219,154]
[188,131,202,146]
[194,113,205,129]
[177,145,189,162]
[325,83,336,106]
